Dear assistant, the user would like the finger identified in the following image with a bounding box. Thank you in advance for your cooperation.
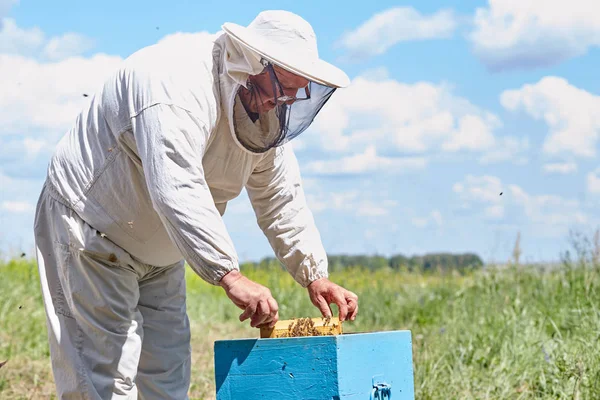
[269,310,279,328]
[251,300,270,328]
[315,295,332,318]
[256,310,280,329]
[266,297,279,325]
[250,300,268,327]
[347,290,359,300]
[347,298,358,321]
[267,297,279,318]
[239,303,256,322]
[255,298,278,329]
[346,291,359,321]
[332,292,349,322]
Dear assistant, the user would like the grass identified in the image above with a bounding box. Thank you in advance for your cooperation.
[1,257,599,399]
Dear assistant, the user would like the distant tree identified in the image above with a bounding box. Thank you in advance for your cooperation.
[244,252,483,273]
[413,253,483,273]
[390,254,409,269]
[367,255,389,270]
[256,257,281,269]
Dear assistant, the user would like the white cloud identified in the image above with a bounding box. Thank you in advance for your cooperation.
[509,184,587,227]
[1,201,33,213]
[479,136,529,165]
[306,189,397,218]
[42,32,94,61]
[454,174,588,235]
[0,0,18,9]
[431,210,443,225]
[0,170,42,193]
[442,114,497,152]
[300,178,319,190]
[411,217,428,228]
[501,76,600,158]
[543,162,577,174]
[22,137,47,158]
[0,18,43,55]
[0,1,18,22]
[364,229,377,239]
[0,19,103,153]
[306,191,358,214]
[306,196,327,213]
[330,191,359,210]
[587,168,600,194]
[357,201,396,217]
[0,171,43,215]
[0,137,52,173]
[484,204,505,219]
[0,53,123,137]
[470,0,600,70]
[356,66,390,81]
[412,210,443,228]
[311,75,502,155]
[156,31,219,47]
[0,18,92,60]
[0,170,44,252]
[453,175,504,202]
[305,146,427,175]
[453,175,505,219]
[290,138,306,152]
[339,7,457,58]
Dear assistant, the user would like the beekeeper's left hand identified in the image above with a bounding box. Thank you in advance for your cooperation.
[307,278,358,322]
[220,270,279,328]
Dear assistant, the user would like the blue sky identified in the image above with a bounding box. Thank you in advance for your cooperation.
[1,0,600,264]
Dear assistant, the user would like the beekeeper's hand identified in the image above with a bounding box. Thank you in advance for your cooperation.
[307,278,358,322]
[219,270,279,328]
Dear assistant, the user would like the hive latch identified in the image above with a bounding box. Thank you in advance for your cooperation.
[371,375,392,399]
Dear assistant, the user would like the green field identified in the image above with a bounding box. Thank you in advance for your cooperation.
[1,256,599,399]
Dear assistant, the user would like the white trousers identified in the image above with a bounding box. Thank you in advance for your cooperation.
[34,183,191,399]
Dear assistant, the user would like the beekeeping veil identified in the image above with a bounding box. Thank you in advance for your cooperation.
[221,10,350,153]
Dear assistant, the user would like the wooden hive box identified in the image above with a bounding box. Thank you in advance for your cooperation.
[214,328,414,399]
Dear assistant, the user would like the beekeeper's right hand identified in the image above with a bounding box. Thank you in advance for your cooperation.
[219,270,279,329]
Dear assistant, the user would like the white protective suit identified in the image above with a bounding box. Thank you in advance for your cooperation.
[33,11,332,399]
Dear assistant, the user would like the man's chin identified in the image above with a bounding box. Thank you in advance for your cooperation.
[256,103,277,114]
[243,102,275,115]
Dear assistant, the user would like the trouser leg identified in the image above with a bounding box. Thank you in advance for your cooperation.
[34,186,145,399]
[136,261,191,400]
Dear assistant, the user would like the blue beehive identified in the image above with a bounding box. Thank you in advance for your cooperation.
[214,330,414,399]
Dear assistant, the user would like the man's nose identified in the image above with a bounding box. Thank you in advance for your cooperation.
[283,87,299,97]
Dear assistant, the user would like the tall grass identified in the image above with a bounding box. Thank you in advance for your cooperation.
[1,257,599,399]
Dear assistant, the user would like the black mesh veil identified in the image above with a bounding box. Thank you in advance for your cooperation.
[232,60,336,153]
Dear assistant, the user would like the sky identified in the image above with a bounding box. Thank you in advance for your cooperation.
[1,0,600,264]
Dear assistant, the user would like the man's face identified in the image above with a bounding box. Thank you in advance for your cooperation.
[239,64,310,114]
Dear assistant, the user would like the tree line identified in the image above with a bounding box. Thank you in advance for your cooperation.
[243,252,484,273]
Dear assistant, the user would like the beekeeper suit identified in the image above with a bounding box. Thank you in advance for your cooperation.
[33,9,358,400]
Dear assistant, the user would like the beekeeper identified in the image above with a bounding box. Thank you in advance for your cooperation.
[33,9,358,400]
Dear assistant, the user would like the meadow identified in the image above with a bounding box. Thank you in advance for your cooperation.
[1,253,599,399]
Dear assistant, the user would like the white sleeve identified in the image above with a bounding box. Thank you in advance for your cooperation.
[245,144,328,287]
[131,103,239,284]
